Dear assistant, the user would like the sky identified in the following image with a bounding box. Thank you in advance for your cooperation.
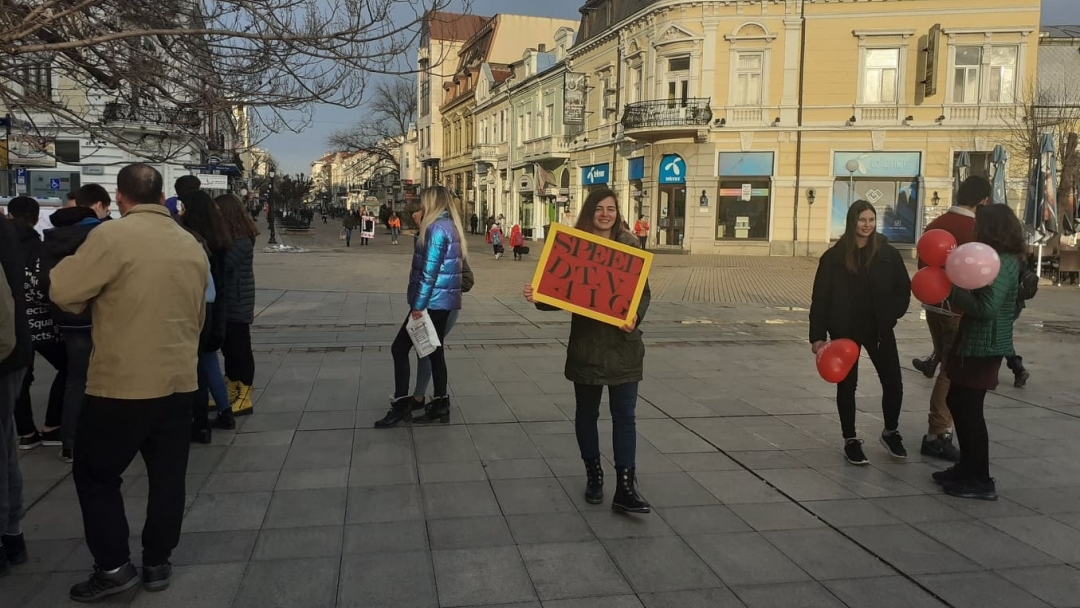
[263,0,1076,176]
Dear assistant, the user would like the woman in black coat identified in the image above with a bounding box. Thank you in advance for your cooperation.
[809,200,912,466]
[214,194,259,418]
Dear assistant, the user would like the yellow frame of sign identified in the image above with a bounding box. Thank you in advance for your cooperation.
[529,223,654,327]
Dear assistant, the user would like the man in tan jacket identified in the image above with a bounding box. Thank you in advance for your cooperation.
[50,164,208,602]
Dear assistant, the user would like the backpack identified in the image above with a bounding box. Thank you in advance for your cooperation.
[1017,266,1039,302]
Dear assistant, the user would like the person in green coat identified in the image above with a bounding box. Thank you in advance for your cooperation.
[524,188,651,514]
[933,204,1025,501]
[342,212,358,247]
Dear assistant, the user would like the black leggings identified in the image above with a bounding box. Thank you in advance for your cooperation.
[391,310,451,398]
[946,385,990,481]
[835,331,903,439]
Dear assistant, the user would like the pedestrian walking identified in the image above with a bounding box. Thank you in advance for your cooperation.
[388,212,402,245]
[470,212,479,235]
[6,197,67,452]
[0,213,32,577]
[933,205,1025,501]
[523,188,652,513]
[374,186,466,428]
[634,215,650,249]
[510,224,525,260]
[410,246,474,412]
[215,194,258,418]
[488,222,504,259]
[50,164,208,601]
[343,212,357,247]
[809,200,912,465]
[40,184,112,463]
[360,208,375,246]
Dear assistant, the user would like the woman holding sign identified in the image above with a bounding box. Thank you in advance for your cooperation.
[374,186,466,428]
[524,188,652,514]
[809,200,911,466]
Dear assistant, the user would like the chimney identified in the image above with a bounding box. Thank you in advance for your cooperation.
[538,43,547,53]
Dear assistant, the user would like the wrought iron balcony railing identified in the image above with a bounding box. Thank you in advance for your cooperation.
[102,102,201,128]
[621,98,712,130]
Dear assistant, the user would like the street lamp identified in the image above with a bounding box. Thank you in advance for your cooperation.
[267,169,278,245]
[845,159,860,205]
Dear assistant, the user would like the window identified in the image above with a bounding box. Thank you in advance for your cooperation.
[22,64,52,98]
[952,47,981,104]
[667,57,691,108]
[988,46,1017,103]
[526,112,533,140]
[629,65,643,104]
[419,61,431,117]
[863,49,900,104]
[733,53,763,106]
[500,111,507,142]
[518,115,526,143]
[717,179,770,240]
[479,119,487,144]
[55,140,80,163]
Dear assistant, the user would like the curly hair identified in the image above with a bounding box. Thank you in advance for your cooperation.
[974,204,1025,256]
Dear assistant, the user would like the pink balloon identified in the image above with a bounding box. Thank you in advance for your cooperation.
[945,243,1001,289]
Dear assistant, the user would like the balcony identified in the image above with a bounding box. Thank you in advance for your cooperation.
[721,106,783,127]
[471,144,504,164]
[521,136,571,163]
[621,98,712,140]
[942,104,1020,125]
[102,102,201,128]
[854,105,902,125]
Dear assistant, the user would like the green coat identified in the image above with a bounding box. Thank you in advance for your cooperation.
[949,253,1019,358]
[343,215,358,230]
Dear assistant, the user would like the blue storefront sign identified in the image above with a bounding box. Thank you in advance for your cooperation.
[627,157,645,181]
[582,163,609,186]
[718,152,775,177]
[830,152,922,245]
[658,154,686,184]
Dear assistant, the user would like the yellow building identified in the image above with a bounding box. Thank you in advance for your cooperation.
[562,0,1041,255]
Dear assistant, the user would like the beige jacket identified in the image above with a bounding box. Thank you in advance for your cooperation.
[0,271,14,361]
[50,205,208,400]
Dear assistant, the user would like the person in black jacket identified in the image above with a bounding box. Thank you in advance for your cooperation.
[6,197,68,451]
[809,200,912,465]
[214,194,258,418]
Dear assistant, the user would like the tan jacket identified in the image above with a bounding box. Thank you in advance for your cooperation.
[50,205,208,400]
[0,271,14,361]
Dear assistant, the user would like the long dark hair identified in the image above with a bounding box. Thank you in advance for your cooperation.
[839,200,880,274]
[575,188,624,240]
[180,190,233,252]
[214,193,260,241]
[974,204,1025,256]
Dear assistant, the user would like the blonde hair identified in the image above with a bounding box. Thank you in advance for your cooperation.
[418,186,468,259]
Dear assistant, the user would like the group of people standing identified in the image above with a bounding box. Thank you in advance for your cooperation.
[0,164,259,601]
[340,207,379,247]
[810,175,1029,501]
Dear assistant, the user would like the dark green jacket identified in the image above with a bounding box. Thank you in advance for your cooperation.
[538,231,651,385]
[949,253,1019,358]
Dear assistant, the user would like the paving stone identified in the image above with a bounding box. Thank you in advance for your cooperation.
[235,412,302,433]
[583,510,676,539]
[689,470,789,504]
[263,488,347,528]
[419,461,488,483]
[491,477,576,514]
[346,484,424,524]
[762,528,896,580]
[482,458,553,479]
[276,467,350,490]
[757,468,861,501]
[636,472,720,507]
[506,512,596,545]
[130,563,247,608]
[658,505,752,535]
[866,495,971,525]
[684,532,811,586]
[298,410,356,431]
[997,565,1080,608]
[803,498,904,527]
[520,541,632,600]
[727,502,826,531]
[665,452,743,472]
[233,557,339,608]
[428,515,515,550]
[338,551,438,608]
[432,546,537,607]
[214,446,290,473]
[171,530,259,565]
[422,480,502,519]
[183,492,272,532]
[841,524,982,575]
[543,598,643,608]
[733,582,846,608]
[916,571,1054,608]
[603,536,723,593]
[230,430,296,446]
[823,576,960,608]
[202,470,280,493]
[342,521,429,554]
[8,538,80,573]
[348,463,418,486]
[0,573,50,608]
[916,520,1061,569]
[638,588,746,608]
[252,525,344,560]
[984,516,1080,563]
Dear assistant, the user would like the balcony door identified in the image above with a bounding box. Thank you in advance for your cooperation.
[666,56,690,108]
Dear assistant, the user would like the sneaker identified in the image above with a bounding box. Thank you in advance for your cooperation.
[18,432,42,451]
[943,478,998,501]
[921,433,961,462]
[1014,370,1030,388]
[58,448,73,464]
[932,465,969,486]
[142,562,172,592]
[40,428,62,446]
[844,439,869,465]
[69,563,141,602]
[880,431,908,460]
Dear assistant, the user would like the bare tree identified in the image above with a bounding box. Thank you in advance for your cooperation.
[326,77,416,177]
[0,0,464,162]
[275,173,313,209]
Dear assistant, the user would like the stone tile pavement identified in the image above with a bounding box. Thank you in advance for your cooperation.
[5,232,1080,607]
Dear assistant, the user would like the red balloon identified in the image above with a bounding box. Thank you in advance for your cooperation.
[911,267,953,305]
[816,339,861,384]
[917,229,958,268]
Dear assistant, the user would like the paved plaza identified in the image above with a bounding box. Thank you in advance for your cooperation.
[4,222,1080,608]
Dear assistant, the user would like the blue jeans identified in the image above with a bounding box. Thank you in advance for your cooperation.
[345,228,353,245]
[391,227,400,242]
[414,310,459,398]
[198,352,231,414]
[573,382,638,469]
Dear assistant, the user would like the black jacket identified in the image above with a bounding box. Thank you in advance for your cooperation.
[201,249,228,353]
[224,237,255,324]
[42,206,102,329]
[809,235,912,345]
[12,222,56,344]
[0,216,32,373]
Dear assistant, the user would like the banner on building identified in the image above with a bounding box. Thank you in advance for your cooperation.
[530,224,653,327]
[564,73,587,125]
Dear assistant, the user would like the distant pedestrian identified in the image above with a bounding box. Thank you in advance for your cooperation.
[510,223,525,260]
[523,188,652,513]
[375,186,466,428]
[50,163,208,601]
[342,212,357,247]
[470,213,478,235]
[388,212,402,245]
[488,222,504,260]
[809,200,911,466]
[215,194,259,418]
[360,209,376,246]
[634,215,650,249]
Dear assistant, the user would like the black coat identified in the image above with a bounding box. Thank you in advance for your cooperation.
[224,237,255,324]
[0,216,32,373]
[42,206,101,329]
[809,235,912,345]
[12,222,56,345]
[200,250,228,353]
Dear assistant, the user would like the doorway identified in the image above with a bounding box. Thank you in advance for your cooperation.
[658,185,686,246]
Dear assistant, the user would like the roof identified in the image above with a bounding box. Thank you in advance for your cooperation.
[1038,43,1080,103]
[426,11,490,42]
[1042,25,1080,39]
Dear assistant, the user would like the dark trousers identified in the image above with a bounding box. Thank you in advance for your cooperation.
[836,331,903,439]
[222,322,255,385]
[946,385,990,481]
[14,340,68,436]
[573,382,639,469]
[61,330,93,451]
[74,392,193,570]
[1005,355,1025,373]
[391,310,451,398]
[638,236,647,249]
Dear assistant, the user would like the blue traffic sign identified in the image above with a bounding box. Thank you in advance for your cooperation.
[49,178,62,190]
[14,168,27,185]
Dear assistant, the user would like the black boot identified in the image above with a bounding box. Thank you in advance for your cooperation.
[584,458,604,504]
[212,410,236,431]
[374,397,413,428]
[2,533,27,566]
[611,467,650,514]
[190,425,212,445]
[413,396,450,424]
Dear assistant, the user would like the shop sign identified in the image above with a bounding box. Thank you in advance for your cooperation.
[658,155,686,184]
[517,173,535,192]
[627,157,645,181]
[832,152,922,177]
[564,73,587,125]
[531,223,654,328]
[718,152,775,177]
[581,163,609,186]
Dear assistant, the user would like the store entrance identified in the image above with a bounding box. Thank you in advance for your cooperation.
[658,185,686,246]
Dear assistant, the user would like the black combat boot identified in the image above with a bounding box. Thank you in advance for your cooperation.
[584,458,604,504]
[374,397,413,428]
[413,396,450,424]
[611,467,650,514]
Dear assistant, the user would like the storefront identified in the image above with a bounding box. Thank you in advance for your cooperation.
[516,172,536,239]
[580,162,610,201]
[627,156,646,220]
[657,154,686,246]
[831,152,921,245]
[716,152,774,241]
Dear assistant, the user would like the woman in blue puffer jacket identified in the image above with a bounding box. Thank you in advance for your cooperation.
[375,185,466,428]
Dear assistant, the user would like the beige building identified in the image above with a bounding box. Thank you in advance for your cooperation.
[556,0,1041,255]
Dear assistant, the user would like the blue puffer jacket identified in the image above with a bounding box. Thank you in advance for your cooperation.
[407,213,463,311]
